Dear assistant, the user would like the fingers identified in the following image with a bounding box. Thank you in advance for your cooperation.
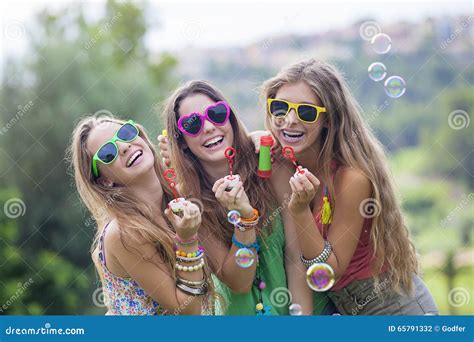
[214,180,228,199]
[296,173,314,192]
[227,181,242,198]
[164,207,178,226]
[212,178,226,193]
[290,176,304,193]
[235,186,244,201]
[304,170,321,189]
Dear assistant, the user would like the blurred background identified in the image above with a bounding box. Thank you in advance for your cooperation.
[0,0,472,315]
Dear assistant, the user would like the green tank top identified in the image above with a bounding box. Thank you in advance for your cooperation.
[213,213,330,315]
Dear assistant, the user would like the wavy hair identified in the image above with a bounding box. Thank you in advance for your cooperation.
[262,59,419,294]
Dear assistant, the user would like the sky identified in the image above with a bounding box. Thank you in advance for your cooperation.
[0,0,472,60]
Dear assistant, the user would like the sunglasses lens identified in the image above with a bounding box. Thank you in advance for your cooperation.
[97,142,118,163]
[207,103,229,124]
[298,105,318,122]
[181,114,202,135]
[269,100,289,117]
[117,123,139,141]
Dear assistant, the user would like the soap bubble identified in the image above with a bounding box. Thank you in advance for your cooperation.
[235,248,255,268]
[227,210,241,225]
[368,62,387,82]
[306,263,335,292]
[384,76,406,98]
[371,33,392,54]
[289,303,303,316]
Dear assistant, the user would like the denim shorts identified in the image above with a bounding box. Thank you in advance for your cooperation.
[327,273,439,315]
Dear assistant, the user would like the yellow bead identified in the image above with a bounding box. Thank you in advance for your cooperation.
[187,253,192,258]
[256,303,264,311]
[180,252,186,257]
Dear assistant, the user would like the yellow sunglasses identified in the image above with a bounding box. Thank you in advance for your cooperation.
[267,98,326,123]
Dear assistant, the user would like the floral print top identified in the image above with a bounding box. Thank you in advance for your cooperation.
[98,223,166,315]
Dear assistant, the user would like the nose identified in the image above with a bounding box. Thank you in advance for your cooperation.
[202,117,216,134]
[117,141,131,156]
[285,108,298,126]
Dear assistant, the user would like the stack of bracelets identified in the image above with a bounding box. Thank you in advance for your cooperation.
[231,208,270,315]
[235,208,260,231]
[175,234,208,296]
[300,240,333,268]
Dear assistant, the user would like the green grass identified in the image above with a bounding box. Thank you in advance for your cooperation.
[422,266,474,315]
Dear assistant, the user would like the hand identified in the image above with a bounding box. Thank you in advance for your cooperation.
[248,130,278,153]
[165,200,201,240]
[288,169,320,213]
[212,177,253,218]
[157,134,171,167]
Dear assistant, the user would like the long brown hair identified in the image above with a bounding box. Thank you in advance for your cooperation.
[262,59,419,293]
[67,115,216,309]
[162,80,276,271]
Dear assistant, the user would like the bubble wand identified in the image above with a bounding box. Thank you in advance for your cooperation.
[164,168,186,213]
[224,147,240,191]
[282,146,305,175]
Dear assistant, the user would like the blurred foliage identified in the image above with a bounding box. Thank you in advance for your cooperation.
[0,1,472,314]
[1,0,177,314]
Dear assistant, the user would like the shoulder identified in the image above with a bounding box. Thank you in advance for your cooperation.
[104,219,151,259]
[334,167,372,199]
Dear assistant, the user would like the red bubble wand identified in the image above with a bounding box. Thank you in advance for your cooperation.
[224,147,240,190]
[282,146,305,175]
[164,168,185,212]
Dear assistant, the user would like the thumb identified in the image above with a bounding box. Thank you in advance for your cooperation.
[164,207,177,225]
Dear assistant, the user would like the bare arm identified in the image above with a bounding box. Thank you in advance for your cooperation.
[271,160,314,315]
[288,168,372,280]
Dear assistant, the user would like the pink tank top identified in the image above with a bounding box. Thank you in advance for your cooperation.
[312,165,375,291]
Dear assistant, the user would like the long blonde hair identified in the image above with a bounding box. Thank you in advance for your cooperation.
[262,59,419,293]
[67,115,215,308]
[162,80,276,271]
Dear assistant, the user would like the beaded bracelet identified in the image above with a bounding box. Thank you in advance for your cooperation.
[235,223,256,232]
[232,234,260,253]
[176,252,204,263]
[300,240,332,268]
[176,258,205,272]
[175,245,204,258]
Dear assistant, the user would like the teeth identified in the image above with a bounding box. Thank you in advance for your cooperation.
[127,150,142,167]
[283,130,304,138]
[203,136,223,147]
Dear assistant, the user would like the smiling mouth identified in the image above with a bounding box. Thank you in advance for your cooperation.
[203,136,224,149]
[282,130,305,142]
[126,150,143,167]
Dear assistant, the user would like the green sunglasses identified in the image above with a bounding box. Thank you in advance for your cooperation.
[91,120,139,178]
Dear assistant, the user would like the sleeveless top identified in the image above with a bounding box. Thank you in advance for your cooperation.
[213,213,331,315]
[98,223,165,315]
[312,164,375,291]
